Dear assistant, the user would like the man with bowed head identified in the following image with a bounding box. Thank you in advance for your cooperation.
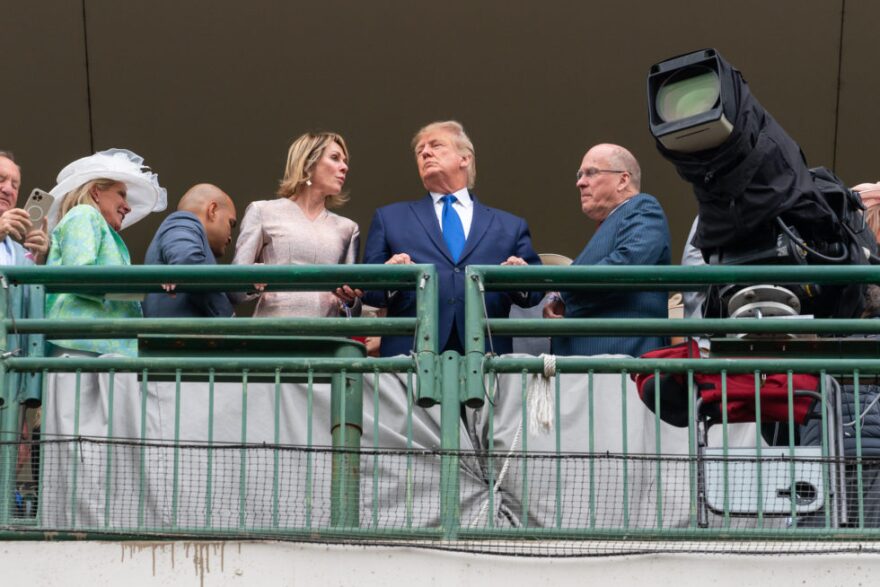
[363,120,542,356]
[545,143,671,357]
[143,183,238,318]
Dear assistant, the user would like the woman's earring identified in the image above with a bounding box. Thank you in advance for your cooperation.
[306,179,312,187]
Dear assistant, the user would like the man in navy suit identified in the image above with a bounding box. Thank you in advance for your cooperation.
[544,143,671,356]
[363,121,542,356]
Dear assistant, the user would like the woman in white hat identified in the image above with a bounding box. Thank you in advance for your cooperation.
[232,132,361,317]
[45,149,167,357]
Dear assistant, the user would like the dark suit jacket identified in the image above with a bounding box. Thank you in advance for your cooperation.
[363,194,541,356]
[552,193,671,357]
[143,211,234,318]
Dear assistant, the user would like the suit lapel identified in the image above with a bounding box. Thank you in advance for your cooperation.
[410,194,454,263]
[459,196,493,262]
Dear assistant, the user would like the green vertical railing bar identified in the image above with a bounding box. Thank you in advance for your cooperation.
[440,352,461,539]
[416,267,440,406]
[36,371,47,527]
[854,370,865,528]
[753,371,764,527]
[787,371,797,527]
[305,370,314,529]
[272,369,281,529]
[588,371,596,529]
[464,270,486,408]
[171,369,182,528]
[372,370,380,529]
[330,365,362,528]
[687,370,696,528]
[406,369,414,528]
[239,370,249,530]
[721,370,730,527]
[103,370,116,528]
[487,370,496,529]
[204,369,215,528]
[520,371,529,529]
[620,371,629,529]
[653,368,663,529]
[0,281,11,526]
[69,370,82,528]
[137,369,148,529]
[555,370,562,529]
[819,371,831,528]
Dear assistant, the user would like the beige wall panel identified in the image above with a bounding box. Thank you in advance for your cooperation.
[12,0,845,264]
[0,2,91,197]
[835,1,880,187]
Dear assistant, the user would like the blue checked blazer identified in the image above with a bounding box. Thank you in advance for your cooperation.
[552,193,671,357]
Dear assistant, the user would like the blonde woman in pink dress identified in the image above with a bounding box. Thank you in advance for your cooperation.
[232,132,360,316]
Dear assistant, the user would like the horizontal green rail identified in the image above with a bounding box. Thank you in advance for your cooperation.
[481,356,880,374]
[1,264,436,293]
[467,264,880,291]
[5,357,414,373]
[485,318,880,336]
[4,318,417,337]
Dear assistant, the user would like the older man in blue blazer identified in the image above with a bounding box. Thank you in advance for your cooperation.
[363,121,542,356]
[544,143,671,357]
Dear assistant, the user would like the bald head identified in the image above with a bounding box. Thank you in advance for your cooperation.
[178,183,233,213]
[588,144,641,192]
[178,184,237,257]
[576,144,642,222]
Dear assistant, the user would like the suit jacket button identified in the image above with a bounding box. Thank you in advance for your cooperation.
[454,267,460,273]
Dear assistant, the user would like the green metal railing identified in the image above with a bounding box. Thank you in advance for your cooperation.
[463,264,880,540]
[3,263,880,546]
[0,264,445,538]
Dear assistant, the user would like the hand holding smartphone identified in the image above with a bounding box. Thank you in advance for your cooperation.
[22,189,54,225]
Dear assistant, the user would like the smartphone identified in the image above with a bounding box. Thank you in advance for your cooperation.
[23,188,54,224]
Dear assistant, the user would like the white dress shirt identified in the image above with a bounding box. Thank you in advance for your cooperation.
[430,188,473,238]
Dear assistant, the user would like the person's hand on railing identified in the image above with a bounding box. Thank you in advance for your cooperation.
[334,284,363,305]
[543,292,565,319]
[500,256,527,266]
[385,252,413,265]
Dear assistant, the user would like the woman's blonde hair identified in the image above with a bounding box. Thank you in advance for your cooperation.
[58,178,119,220]
[276,132,349,208]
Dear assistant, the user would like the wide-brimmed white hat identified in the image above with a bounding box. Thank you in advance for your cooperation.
[48,148,167,230]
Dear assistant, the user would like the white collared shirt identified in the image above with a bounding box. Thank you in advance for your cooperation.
[430,188,473,238]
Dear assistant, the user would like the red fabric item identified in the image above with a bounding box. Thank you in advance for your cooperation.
[632,340,817,426]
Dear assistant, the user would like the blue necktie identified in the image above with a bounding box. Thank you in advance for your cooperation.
[441,194,466,262]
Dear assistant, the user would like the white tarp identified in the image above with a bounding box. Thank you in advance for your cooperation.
[39,355,766,532]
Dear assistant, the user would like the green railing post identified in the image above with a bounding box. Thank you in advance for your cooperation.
[0,277,14,525]
[330,346,364,528]
[464,268,485,408]
[415,265,440,406]
[440,351,461,539]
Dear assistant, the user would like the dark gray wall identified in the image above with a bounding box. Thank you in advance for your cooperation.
[2,0,875,265]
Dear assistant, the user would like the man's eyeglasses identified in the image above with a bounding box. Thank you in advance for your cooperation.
[576,168,626,181]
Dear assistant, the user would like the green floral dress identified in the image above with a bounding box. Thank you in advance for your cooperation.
[45,205,141,356]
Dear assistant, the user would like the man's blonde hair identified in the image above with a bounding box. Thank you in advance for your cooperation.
[412,120,476,189]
